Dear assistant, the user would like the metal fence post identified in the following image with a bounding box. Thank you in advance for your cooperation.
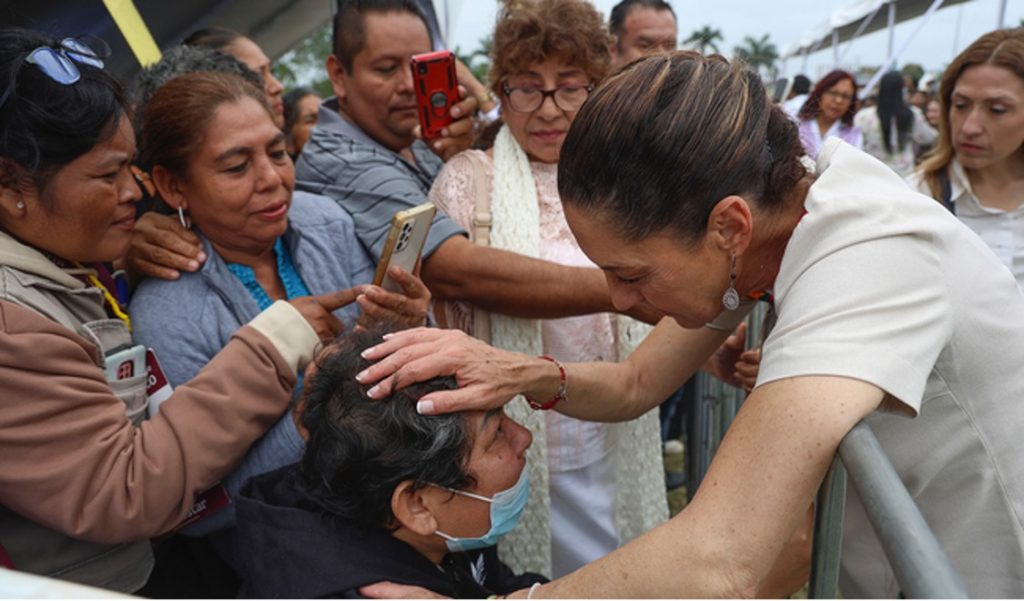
[809,456,846,598]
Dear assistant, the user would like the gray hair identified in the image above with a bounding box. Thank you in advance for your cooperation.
[127,44,263,153]
[299,327,474,527]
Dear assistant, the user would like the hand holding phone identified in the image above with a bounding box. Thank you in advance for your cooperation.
[374,202,436,293]
[411,50,458,140]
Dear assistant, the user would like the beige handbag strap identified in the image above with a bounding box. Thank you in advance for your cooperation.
[467,151,492,344]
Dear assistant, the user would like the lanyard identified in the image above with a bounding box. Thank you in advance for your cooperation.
[76,263,132,331]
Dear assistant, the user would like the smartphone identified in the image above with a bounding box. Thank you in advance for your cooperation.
[411,50,458,140]
[373,202,436,293]
[770,77,793,104]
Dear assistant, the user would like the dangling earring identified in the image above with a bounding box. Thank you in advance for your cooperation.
[177,206,191,230]
[15,201,24,209]
[722,253,740,310]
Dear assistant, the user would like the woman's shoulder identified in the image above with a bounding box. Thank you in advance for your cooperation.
[440,149,493,176]
[288,191,356,229]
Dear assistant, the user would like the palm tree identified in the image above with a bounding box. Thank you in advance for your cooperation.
[734,34,779,78]
[683,25,723,54]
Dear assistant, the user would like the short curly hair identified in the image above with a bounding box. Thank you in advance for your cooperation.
[489,0,613,94]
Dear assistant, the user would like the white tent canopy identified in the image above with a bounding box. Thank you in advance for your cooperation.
[783,0,973,59]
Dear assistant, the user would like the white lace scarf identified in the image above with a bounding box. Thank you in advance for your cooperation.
[487,125,667,576]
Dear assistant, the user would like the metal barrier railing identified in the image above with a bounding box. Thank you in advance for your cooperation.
[683,303,967,598]
[808,422,968,598]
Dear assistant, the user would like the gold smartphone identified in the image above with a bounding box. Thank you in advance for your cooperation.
[373,202,436,293]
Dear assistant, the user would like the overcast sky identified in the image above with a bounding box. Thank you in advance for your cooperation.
[447,0,1024,80]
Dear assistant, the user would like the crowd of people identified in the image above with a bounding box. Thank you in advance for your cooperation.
[0,0,1022,598]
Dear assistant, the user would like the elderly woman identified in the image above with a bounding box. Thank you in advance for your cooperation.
[796,69,862,158]
[0,28,341,592]
[234,328,546,598]
[855,71,937,177]
[912,28,1024,289]
[129,70,430,538]
[427,0,666,578]
[360,50,1024,598]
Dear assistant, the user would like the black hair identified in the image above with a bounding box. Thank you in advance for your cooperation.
[559,51,805,244]
[876,70,914,155]
[299,327,474,528]
[792,74,810,95]
[128,44,263,165]
[0,27,126,196]
[183,26,243,53]
[608,0,676,40]
[283,86,318,133]
[332,0,432,72]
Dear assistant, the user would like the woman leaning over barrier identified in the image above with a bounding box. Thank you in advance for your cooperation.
[359,50,1024,598]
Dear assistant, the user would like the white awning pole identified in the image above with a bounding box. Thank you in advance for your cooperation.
[839,3,883,65]
[832,28,840,67]
[997,0,1008,28]
[887,1,896,62]
[862,0,946,99]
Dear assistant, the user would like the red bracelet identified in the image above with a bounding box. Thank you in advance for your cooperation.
[525,355,567,410]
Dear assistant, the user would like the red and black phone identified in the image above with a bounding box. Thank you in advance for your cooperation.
[410,50,458,140]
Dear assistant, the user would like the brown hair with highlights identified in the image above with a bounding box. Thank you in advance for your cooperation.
[918,28,1024,200]
[489,0,613,94]
[559,51,806,244]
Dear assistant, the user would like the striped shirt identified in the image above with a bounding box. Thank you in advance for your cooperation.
[295,98,465,262]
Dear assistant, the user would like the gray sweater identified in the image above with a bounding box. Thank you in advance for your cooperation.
[130,191,375,534]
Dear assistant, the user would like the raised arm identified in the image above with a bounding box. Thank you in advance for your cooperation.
[421,235,634,321]
[358,317,731,420]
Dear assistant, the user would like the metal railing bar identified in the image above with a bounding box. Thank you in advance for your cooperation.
[838,421,968,598]
[809,456,847,598]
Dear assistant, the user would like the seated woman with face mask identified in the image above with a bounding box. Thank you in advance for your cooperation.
[233,328,547,598]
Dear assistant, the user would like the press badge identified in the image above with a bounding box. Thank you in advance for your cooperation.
[145,348,173,417]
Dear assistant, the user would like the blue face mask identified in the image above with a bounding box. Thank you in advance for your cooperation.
[434,468,529,552]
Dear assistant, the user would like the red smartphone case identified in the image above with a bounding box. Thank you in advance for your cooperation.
[411,50,458,140]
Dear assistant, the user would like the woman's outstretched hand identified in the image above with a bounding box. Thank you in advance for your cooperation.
[356,327,529,415]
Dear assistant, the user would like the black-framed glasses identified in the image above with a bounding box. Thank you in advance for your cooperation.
[0,38,107,111]
[501,81,594,113]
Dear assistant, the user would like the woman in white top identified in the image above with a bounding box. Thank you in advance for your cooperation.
[856,70,937,177]
[359,50,1024,598]
[911,28,1024,289]
[796,69,862,158]
[427,0,667,579]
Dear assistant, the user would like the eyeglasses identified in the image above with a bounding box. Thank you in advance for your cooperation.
[501,81,594,113]
[824,90,855,103]
[0,38,106,111]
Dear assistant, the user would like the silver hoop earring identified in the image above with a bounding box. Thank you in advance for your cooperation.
[177,206,191,230]
[722,253,740,311]
[15,201,24,210]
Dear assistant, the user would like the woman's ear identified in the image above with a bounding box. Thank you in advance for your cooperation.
[390,481,440,537]
[150,165,187,212]
[708,195,754,254]
[0,160,32,221]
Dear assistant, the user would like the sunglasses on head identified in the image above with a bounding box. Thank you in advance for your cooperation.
[0,38,107,111]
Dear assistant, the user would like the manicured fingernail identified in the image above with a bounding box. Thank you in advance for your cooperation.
[367,385,381,398]
[433,141,443,151]
[451,107,462,118]
[382,333,394,340]
[197,251,207,262]
[417,400,434,415]
[187,260,199,271]
[355,368,369,381]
